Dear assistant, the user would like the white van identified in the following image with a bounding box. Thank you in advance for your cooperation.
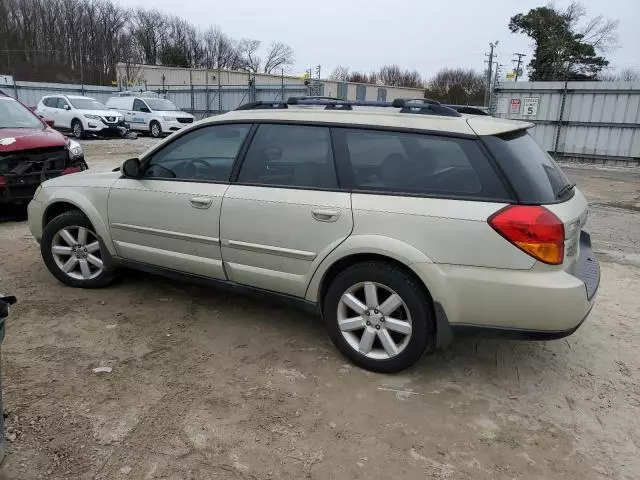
[106,96,195,138]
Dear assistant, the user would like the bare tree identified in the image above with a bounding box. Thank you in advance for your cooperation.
[262,41,294,74]
[329,65,350,81]
[377,65,403,86]
[564,2,619,53]
[131,8,166,65]
[599,67,640,82]
[202,26,243,70]
[238,39,261,73]
[424,68,485,105]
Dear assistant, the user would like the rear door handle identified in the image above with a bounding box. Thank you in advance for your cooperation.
[190,196,213,209]
[311,208,340,223]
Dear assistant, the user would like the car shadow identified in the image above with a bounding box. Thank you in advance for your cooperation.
[0,204,28,223]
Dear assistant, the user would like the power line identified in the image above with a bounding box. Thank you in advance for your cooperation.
[512,53,526,81]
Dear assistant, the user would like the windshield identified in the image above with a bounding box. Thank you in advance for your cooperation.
[145,98,178,111]
[0,97,44,129]
[68,98,109,110]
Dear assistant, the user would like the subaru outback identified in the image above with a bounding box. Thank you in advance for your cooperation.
[27,98,600,373]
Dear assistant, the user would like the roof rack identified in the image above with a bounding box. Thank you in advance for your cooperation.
[235,97,461,117]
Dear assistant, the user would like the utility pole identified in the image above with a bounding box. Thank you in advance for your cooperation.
[315,65,321,80]
[512,53,526,81]
[484,41,499,107]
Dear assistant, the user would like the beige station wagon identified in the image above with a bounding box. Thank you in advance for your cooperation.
[28,98,600,372]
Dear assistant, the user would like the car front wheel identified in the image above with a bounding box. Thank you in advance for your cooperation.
[150,121,162,138]
[323,261,434,373]
[71,119,84,139]
[41,211,115,288]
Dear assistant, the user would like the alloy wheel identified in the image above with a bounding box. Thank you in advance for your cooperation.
[51,226,104,280]
[337,281,412,360]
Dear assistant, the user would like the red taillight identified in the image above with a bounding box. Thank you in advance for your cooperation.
[489,205,564,265]
[61,167,81,175]
[0,175,5,188]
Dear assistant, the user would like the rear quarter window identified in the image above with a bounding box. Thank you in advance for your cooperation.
[336,128,510,200]
[482,130,571,204]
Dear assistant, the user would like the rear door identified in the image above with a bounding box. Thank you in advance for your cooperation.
[220,123,353,297]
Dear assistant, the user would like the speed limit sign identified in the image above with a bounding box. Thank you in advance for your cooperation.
[523,97,540,116]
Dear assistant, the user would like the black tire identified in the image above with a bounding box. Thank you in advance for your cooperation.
[71,119,84,139]
[323,261,434,373]
[149,120,162,138]
[41,210,115,289]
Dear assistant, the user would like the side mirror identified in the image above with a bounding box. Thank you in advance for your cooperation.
[122,157,141,178]
[0,295,16,319]
[63,104,71,110]
[140,107,151,113]
[44,119,55,128]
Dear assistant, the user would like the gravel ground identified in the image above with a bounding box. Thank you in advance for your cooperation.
[0,138,639,479]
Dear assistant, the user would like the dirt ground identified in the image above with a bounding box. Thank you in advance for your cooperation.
[1,138,639,479]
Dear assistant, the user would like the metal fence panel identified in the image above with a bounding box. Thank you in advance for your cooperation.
[493,81,640,164]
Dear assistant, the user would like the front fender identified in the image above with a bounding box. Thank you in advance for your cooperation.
[41,187,115,255]
[304,234,435,303]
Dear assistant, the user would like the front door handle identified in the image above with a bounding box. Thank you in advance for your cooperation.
[189,196,213,209]
[311,208,340,223]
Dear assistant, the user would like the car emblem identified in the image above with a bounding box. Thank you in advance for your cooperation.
[0,137,16,146]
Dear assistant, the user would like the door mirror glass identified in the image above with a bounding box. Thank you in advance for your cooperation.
[122,157,141,178]
[63,104,70,110]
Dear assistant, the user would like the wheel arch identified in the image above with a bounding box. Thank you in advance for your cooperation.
[42,195,115,255]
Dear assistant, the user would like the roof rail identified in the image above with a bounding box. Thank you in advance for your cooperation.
[235,101,288,110]
[444,104,490,116]
[236,98,461,117]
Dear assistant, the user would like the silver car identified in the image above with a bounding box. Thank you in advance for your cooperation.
[27,99,600,373]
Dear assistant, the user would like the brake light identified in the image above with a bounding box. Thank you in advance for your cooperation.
[0,176,5,189]
[61,167,81,175]
[489,205,564,265]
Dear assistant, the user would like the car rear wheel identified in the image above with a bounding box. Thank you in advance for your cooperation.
[41,211,115,288]
[323,261,434,373]
[150,121,162,138]
[71,119,84,139]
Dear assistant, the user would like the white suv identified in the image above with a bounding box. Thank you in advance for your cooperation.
[27,98,600,373]
[36,95,127,139]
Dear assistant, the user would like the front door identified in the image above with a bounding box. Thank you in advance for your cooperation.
[107,123,252,278]
[56,97,73,129]
[220,123,353,297]
[130,98,151,132]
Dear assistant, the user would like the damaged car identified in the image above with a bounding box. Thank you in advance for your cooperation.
[1,92,88,205]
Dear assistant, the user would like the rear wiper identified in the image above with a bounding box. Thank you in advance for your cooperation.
[556,183,576,199]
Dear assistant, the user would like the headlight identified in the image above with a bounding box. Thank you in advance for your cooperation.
[66,138,84,158]
[84,114,100,120]
[163,116,177,122]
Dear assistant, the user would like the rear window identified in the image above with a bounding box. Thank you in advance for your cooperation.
[482,130,571,203]
[337,128,510,200]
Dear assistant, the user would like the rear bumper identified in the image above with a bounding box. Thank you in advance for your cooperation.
[414,231,600,341]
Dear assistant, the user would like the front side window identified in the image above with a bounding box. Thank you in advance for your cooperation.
[57,98,70,110]
[339,128,508,199]
[133,99,148,112]
[144,124,251,182]
[237,124,338,189]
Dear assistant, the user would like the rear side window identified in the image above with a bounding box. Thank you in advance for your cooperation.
[482,130,571,203]
[237,124,338,189]
[338,128,509,200]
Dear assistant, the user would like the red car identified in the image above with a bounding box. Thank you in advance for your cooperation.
[0,92,87,205]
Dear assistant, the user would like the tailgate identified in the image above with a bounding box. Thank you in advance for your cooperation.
[544,188,589,273]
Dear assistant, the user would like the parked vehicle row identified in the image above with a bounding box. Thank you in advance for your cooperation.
[34,92,194,139]
[26,97,600,373]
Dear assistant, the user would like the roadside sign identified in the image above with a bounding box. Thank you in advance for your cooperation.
[0,75,14,86]
[496,97,509,114]
[523,97,540,116]
[509,98,521,114]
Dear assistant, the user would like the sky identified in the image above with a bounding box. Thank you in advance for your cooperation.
[112,0,640,80]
